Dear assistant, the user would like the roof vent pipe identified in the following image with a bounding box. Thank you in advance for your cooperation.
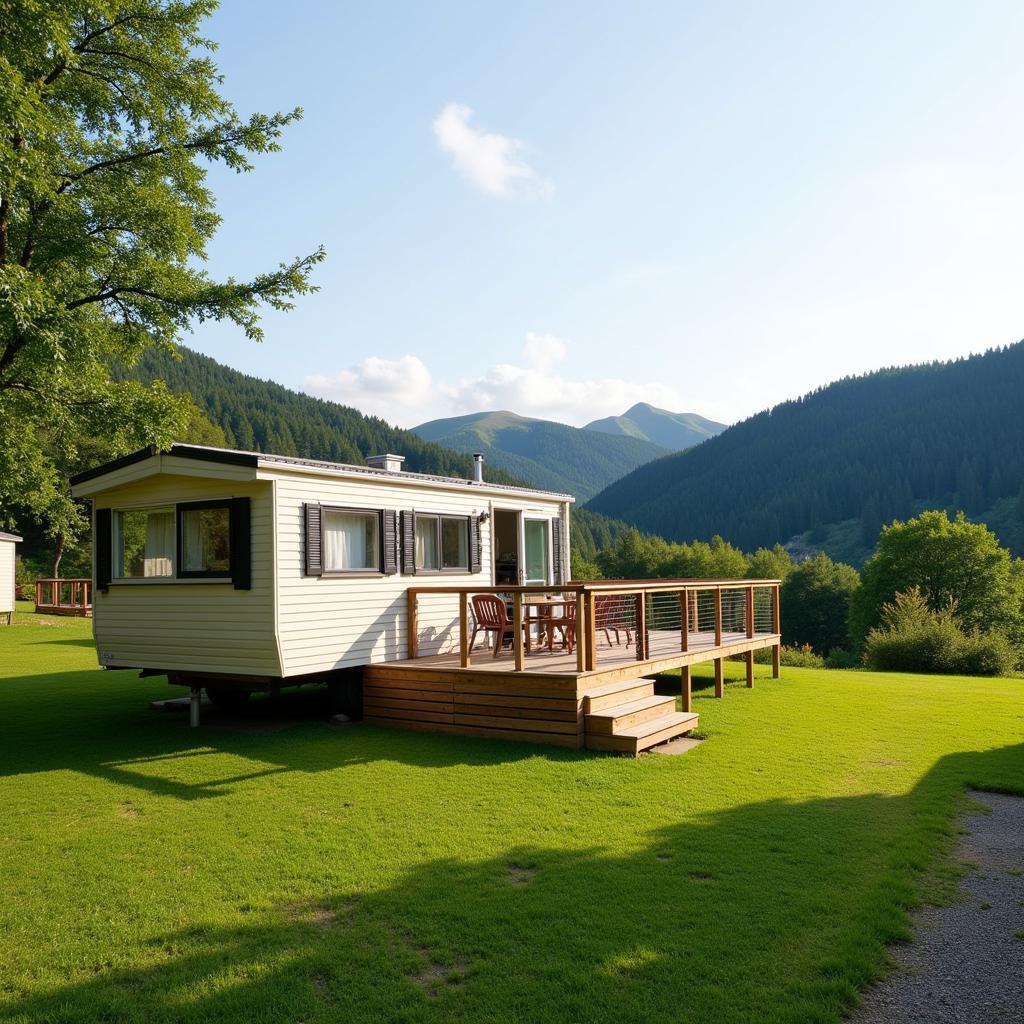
[472,453,484,483]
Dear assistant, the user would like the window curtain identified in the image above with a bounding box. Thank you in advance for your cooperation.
[180,511,205,572]
[415,517,437,569]
[144,511,175,577]
[324,512,369,570]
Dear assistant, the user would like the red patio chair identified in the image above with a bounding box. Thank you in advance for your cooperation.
[470,594,527,658]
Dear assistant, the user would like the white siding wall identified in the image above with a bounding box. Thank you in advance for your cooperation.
[92,475,279,676]
[270,469,567,675]
[0,541,15,615]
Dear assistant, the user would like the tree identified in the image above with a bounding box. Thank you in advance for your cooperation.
[746,544,794,582]
[849,510,1022,647]
[0,2,323,549]
[781,553,860,654]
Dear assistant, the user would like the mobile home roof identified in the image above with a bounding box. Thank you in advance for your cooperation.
[69,444,575,502]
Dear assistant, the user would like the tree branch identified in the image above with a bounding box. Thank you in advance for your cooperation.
[65,285,169,311]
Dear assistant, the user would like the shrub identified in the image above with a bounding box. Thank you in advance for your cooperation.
[955,631,1018,677]
[864,587,1017,676]
[825,647,860,669]
[754,643,825,669]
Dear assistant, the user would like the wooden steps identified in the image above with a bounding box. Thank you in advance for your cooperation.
[581,678,698,755]
[585,694,677,734]
[582,679,655,712]
[585,711,700,754]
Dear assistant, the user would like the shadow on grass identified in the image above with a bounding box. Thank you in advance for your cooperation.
[4,742,1022,1024]
[0,668,596,801]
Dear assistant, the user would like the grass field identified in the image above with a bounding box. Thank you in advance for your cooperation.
[2,602,1023,1024]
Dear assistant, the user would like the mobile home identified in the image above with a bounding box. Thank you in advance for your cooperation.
[71,444,782,753]
[0,531,21,624]
[70,443,571,684]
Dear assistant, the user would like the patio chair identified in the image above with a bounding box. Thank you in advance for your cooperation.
[595,594,633,647]
[546,596,577,653]
[470,594,527,658]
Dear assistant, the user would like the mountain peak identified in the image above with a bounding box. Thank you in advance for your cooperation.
[583,404,726,451]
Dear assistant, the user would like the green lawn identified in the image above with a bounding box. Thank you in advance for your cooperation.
[2,603,1023,1024]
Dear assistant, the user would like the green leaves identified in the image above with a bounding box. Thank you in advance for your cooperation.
[0,1,322,545]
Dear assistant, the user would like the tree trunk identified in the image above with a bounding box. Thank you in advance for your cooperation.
[51,533,64,578]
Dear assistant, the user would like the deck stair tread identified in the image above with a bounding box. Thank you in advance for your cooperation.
[584,710,700,755]
[585,695,678,733]
[582,678,655,712]
[613,711,698,739]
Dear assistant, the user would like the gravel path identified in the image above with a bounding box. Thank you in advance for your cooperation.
[851,790,1024,1024]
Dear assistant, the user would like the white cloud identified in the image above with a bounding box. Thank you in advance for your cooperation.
[442,335,683,425]
[304,335,696,429]
[305,355,433,425]
[432,102,552,198]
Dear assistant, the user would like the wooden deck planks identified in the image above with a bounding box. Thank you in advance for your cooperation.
[363,629,781,751]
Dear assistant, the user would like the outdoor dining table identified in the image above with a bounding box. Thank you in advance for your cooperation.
[522,595,573,652]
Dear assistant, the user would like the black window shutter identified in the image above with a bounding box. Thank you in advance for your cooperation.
[469,515,482,574]
[305,503,323,576]
[230,497,252,590]
[95,507,112,592]
[551,518,564,585]
[401,511,416,574]
[382,509,398,575]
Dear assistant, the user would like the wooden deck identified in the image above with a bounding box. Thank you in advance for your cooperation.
[34,578,93,617]
[365,579,782,755]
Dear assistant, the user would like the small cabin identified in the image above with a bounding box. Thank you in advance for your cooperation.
[70,444,572,687]
[0,531,21,624]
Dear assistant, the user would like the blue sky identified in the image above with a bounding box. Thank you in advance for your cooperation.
[191,1,1024,427]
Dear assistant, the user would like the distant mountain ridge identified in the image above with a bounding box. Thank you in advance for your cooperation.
[584,402,726,450]
[587,344,1024,560]
[413,410,669,501]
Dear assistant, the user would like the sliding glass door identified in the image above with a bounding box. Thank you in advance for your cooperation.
[523,518,551,586]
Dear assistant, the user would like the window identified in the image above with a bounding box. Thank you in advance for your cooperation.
[415,514,469,572]
[102,498,250,590]
[323,508,381,573]
[114,507,175,578]
[178,502,232,577]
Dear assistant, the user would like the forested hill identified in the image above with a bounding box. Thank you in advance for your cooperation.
[120,347,532,484]
[413,410,669,501]
[588,343,1024,557]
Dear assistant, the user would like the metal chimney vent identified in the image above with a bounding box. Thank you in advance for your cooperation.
[366,453,405,473]
[472,453,484,483]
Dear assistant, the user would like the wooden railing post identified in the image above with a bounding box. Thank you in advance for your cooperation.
[746,586,754,639]
[635,591,648,661]
[714,588,723,647]
[459,592,470,668]
[772,584,781,635]
[679,588,689,652]
[407,590,419,659]
[575,588,586,673]
[513,591,524,671]
[585,592,597,671]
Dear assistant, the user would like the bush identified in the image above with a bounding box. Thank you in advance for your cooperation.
[825,647,860,669]
[955,631,1018,677]
[864,588,1017,676]
[754,643,825,669]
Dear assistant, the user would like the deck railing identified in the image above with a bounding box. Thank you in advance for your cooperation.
[406,579,781,675]
[34,578,93,617]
